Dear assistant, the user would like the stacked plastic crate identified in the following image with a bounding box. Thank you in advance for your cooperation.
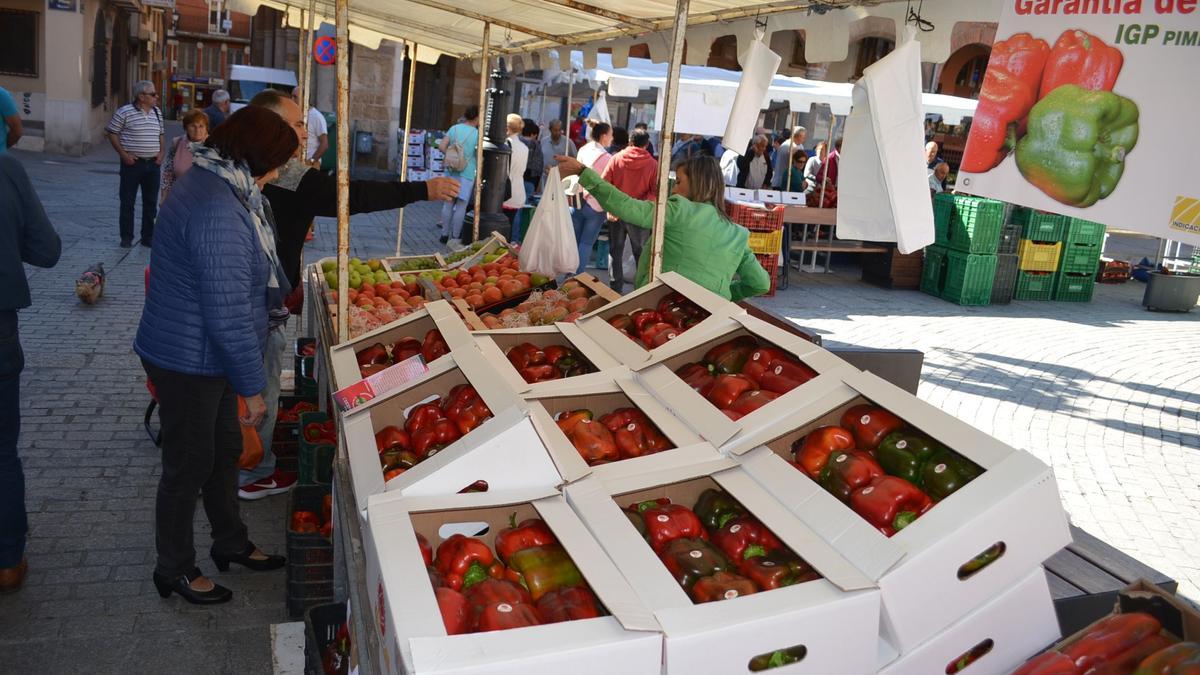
[923,193,1004,306]
[1012,208,1065,300]
[1054,218,1106,302]
[728,202,786,297]
[991,213,1022,304]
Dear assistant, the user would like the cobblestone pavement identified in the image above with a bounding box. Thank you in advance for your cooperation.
[2,137,1197,672]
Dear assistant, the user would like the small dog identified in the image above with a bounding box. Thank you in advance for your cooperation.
[75,263,106,305]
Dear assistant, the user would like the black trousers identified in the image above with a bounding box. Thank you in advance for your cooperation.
[119,158,159,243]
[143,361,249,578]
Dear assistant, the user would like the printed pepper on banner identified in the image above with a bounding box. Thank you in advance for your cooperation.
[961,33,1051,172]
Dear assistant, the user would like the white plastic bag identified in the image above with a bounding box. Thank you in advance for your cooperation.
[518,166,579,276]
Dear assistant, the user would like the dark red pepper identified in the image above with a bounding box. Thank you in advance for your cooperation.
[443,384,493,435]
[639,502,707,553]
[519,364,560,384]
[703,336,759,375]
[411,418,462,457]
[494,515,558,564]
[726,389,779,416]
[640,322,679,349]
[434,535,504,590]
[435,586,472,635]
[557,411,620,465]
[506,343,546,370]
[473,601,542,632]
[375,425,410,454]
[741,347,792,382]
[819,450,886,504]
[629,309,662,334]
[599,407,674,459]
[356,343,389,367]
[1061,612,1162,672]
[850,476,933,537]
[711,515,784,563]
[707,374,758,410]
[840,404,904,451]
[691,571,758,603]
[390,337,423,363]
[759,360,818,394]
[535,586,603,623]
[404,402,445,436]
[740,549,821,589]
[421,329,450,363]
[676,362,716,397]
[463,577,534,610]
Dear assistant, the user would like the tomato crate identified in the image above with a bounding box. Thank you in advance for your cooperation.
[289,559,334,583]
[997,222,1022,255]
[298,411,334,486]
[934,193,1005,254]
[755,252,780,297]
[1054,272,1096,302]
[1018,240,1063,272]
[304,602,347,675]
[1015,271,1056,301]
[992,253,1019,305]
[1064,217,1107,248]
[1011,207,1067,242]
[286,485,334,565]
[727,202,785,230]
[1058,244,1102,275]
[745,226,784,255]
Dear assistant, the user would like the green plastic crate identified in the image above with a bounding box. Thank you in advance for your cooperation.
[1054,272,1096,302]
[1064,218,1106,248]
[921,245,948,299]
[1058,245,1101,275]
[1011,207,1067,242]
[1015,271,1056,301]
[934,194,1005,254]
[298,411,334,486]
[992,254,1019,305]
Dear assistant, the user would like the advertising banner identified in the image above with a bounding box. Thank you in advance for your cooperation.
[957,2,1200,244]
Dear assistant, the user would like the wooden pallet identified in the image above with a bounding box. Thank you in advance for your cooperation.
[1046,525,1178,636]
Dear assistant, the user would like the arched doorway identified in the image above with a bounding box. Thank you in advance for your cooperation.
[939,44,991,98]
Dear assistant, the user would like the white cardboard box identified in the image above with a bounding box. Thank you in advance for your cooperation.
[728,188,755,201]
[634,312,856,446]
[878,567,1060,675]
[756,189,782,203]
[781,191,807,205]
[364,487,664,675]
[574,271,744,368]
[326,300,473,392]
[340,345,561,513]
[725,369,1072,653]
[523,369,722,484]
[565,460,882,675]
[470,323,623,396]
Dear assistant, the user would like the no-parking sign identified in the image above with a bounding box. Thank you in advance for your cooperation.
[313,36,336,65]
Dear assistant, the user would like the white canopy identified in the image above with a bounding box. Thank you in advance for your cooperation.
[542,52,978,136]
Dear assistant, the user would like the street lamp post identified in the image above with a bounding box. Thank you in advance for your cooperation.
[477,58,512,240]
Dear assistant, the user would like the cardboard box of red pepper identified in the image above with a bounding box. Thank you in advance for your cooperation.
[724,368,1072,655]
[363,486,663,675]
[469,323,622,396]
[564,458,881,675]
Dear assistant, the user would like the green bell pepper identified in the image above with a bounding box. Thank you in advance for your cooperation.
[658,538,731,592]
[919,447,983,501]
[876,431,942,485]
[693,489,746,532]
[1015,84,1139,207]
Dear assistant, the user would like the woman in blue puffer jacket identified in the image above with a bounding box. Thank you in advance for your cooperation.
[135,106,298,605]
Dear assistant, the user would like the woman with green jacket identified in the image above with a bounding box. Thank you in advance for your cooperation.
[554,154,772,301]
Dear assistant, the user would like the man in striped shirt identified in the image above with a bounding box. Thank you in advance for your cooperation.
[106,80,165,248]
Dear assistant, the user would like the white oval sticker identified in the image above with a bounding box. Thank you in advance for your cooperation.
[752,352,763,361]
[860,414,871,425]
[896,440,908,450]
[724,589,739,600]
[656,514,670,523]
[730,524,742,533]
[497,603,512,613]
[774,365,783,375]
[627,423,636,432]
[689,550,703,559]
[861,487,874,495]
[934,463,948,474]
[761,561,776,567]
[835,454,848,464]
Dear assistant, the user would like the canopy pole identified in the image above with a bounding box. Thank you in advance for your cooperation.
[334,0,350,342]
[302,0,316,116]
[648,0,689,281]
[817,112,835,208]
[296,10,307,119]
[472,23,490,243]
[564,72,574,128]
[394,41,417,256]
[784,135,794,193]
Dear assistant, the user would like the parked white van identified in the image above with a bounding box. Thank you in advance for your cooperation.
[228,65,298,111]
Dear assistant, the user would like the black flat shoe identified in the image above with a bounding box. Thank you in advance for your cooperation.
[153,567,232,605]
[211,543,285,572]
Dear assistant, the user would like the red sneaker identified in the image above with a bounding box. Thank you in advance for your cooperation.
[238,469,298,501]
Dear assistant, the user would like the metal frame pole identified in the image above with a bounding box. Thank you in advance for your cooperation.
[648,0,689,281]
[335,0,350,342]
[472,22,490,243]
[302,0,316,114]
[395,41,418,255]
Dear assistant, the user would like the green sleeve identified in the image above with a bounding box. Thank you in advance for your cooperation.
[730,247,772,302]
[578,168,655,228]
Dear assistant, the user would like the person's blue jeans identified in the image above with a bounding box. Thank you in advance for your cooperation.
[440,176,473,241]
[0,310,25,568]
[238,325,286,486]
[119,158,160,243]
[571,203,606,275]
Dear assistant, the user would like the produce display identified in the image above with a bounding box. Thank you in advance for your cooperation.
[625,489,820,603]
[373,384,493,482]
[354,329,449,378]
[672,335,817,419]
[416,256,547,310]
[388,256,442,272]
[443,240,511,266]
[554,407,674,465]
[420,520,606,635]
[606,292,710,349]
[1013,612,1197,675]
[290,493,334,539]
[790,405,983,536]
[806,183,837,208]
[505,342,597,384]
[475,279,609,329]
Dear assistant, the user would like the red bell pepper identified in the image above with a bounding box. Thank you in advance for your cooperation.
[411,418,461,457]
[375,425,410,454]
[1012,652,1077,675]
[1095,634,1175,674]
[463,577,534,609]
[473,601,542,632]
[703,336,759,375]
[555,409,592,434]
[421,329,450,363]
[427,565,446,589]
[640,322,679,349]
[356,343,390,367]
[759,360,817,394]
[1062,613,1162,672]
[740,549,821,589]
[840,404,904,451]
[676,362,716,397]
[495,515,558,564]
[383,467,407,482]
[506,343,546,370]
[792,425,856,479]
[435,587,472,635]
[691,571,758,603]
[390,336,423,363]
[707,374,758,410]
[303,421,336,444]
[290,511,320,533]
[629,309,662,334]
[1133,641,1200,674]
[711,515,783,563]
[404,402,445,436]
[726,389,779,416]
[434,534,503,590]
[658,537,730,591]
[558,411,620,465]
[960,33,1051,172]
[819,450,886,504]
[519,364,560,384]
[1039,29,1123,99]
[443,384,493,435]
[541,345,571,366]
[850,476,933,537]
[639,503,707,553]
[723,410,743,421]
[599,407,673,459]
[742,347,792,382]
[536,586,603,623]
[417,532,433,566]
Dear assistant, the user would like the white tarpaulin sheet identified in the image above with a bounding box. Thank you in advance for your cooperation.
[835,35,934,254]
[723,37,782,154]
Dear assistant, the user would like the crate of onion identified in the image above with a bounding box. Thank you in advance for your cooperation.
[565,459,881,675]
[723,369,1072,653]
[363,486,664,675]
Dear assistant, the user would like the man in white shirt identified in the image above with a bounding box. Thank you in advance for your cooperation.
[503,114,529,224]
[772,126,807,189]
[294,91,328,165]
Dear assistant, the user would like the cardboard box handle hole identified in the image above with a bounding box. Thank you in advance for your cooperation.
[747,644,807,672]
[944,638,994,673]
[957,542,1006,581]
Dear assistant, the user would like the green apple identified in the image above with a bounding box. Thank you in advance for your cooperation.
[367,258,382,272]
[350,257,363,267]
[324,271,338,289]
[348,272,363,290]
[321,260,337,273]
[530,273,550,287]
[402,274,416,285]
